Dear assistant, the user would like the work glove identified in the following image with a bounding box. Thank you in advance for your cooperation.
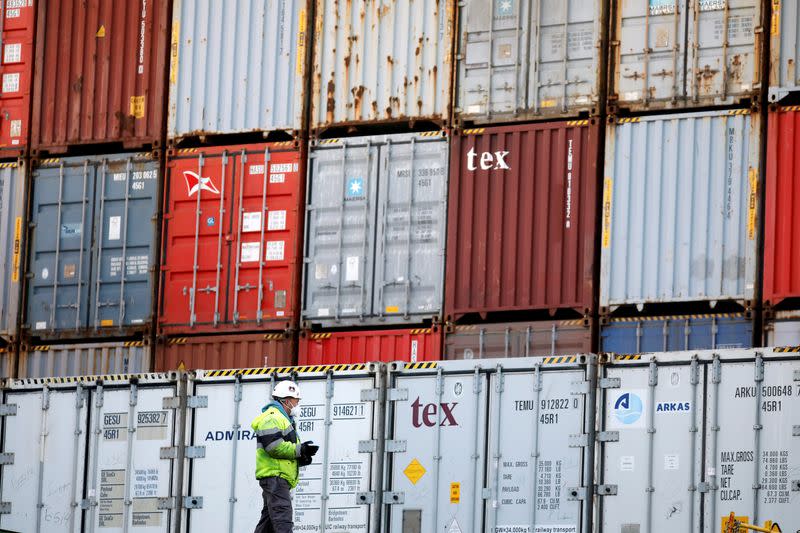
[301,441,319,457]
[298,454,313,467]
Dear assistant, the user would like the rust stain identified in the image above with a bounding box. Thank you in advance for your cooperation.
[326,78,336,124]
[72,76,84,93]
[352,85,365,117]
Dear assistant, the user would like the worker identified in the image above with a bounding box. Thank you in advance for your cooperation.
[252,380,319,533]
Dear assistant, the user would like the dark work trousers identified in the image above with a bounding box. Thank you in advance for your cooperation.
[254,476,294,533]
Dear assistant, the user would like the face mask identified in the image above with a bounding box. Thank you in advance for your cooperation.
[284,400,298,416]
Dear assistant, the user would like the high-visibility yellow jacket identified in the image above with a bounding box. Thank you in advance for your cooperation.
[251,401,302,487]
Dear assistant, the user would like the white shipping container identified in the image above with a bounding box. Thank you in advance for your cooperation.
[764,310,800,346]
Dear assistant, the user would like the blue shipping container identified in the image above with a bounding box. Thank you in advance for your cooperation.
[600,314,753,354]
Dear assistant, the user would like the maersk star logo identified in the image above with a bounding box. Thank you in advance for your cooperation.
[346,177,364,198]
[498,0,513,15]
[183,170,220,196]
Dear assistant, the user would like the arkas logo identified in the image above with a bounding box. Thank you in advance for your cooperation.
[613,392,643,425]
[411,397,458,428]
[183,171,220,196]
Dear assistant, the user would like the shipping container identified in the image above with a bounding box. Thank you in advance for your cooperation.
[596,348,799,532]
[764,310,800,346]
[601,313,754,354]
[182,364,384,533]
[156,333,295,372]
[444,320,592,360]
[30,0,169,153]
[310,0,454,130]
[446,121,598,321]
[25,153,160,337]
[609,0,763,112]
[168,0,309,140]
[763,106,800,308]
[768,0,800,102]
[159,143,303,334]
[298,327,442,365]
[0,373,182,532]
[0,344,13,378]
[601,110,760,311]
[303,132,448,327]
[383,356,597,533]
[0,161,26,342]
[16,341,151,378]
[455,0,605,125]
[0,0,35,153]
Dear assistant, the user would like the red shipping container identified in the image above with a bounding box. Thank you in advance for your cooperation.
[0,1,35,153]
[30,0,168,153]
[764,106,800,308]
[156,333,296,372]
[445,121,599,321]
[159,143,304,334]
[298,327,442,365]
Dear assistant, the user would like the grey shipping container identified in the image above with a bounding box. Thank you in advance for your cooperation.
[0,345,13,378]
[596,348,799,532]
[601,110,760,311]
[311,0,454,130]
[769,0,800,102]
[25,154,160,337]
[303,132,448,327]
[0,373,182,532]
[0,161,25,342]
[610,0,763,111]
[17,341,151,378]
[383,357,597,533]
[764,310,800,346]
[168,0,310,139]
[456,0,605,124]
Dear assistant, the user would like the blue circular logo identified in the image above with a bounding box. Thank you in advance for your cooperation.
[614,393,643,425]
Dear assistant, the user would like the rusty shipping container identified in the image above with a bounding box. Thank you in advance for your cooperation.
[30,0,169,153]
[444,320,592,360]
[159,143,304,335]
[298,327,442,365]
[156,333,295,371]
[763,106,800,308]
[769,0,800,102]
[311,0,454,130]
[0,0,35,154]
[445,120,599,321]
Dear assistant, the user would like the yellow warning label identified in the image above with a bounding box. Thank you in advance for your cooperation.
[100,319,114,327]
[722,514,749,533]
[771,0,781,35]
[540,99,557,108]
[403,459,426,485]
[747,168,758,240]
[602,178,613,248]
[11,217,21,283]
[178,361,186,371]
[385,305,399,313]
[170,21,180,85]
[96,25,106,38]
[130,96,145,119]
[450,482,460,504]
[296,9,307,76]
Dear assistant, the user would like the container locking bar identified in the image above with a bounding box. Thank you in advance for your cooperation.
[158,496,203,510]
[0,403,17,416]
[383,492,405,505]
[160,446,205,460]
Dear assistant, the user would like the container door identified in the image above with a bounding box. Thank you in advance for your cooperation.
[0,163,24,339]
[386,368,488,532]
[703,356,800,531]
[0,387,88,533]
[374,135,447,323]
[304,141,379,325]
[91,157,159,330]
[599,360,704,533]
[84,383,178,532]
[484,364,589,533]
[27,160,95,333]
[160,151,235,330]
[228,146,300,328]
[0,0,34,151]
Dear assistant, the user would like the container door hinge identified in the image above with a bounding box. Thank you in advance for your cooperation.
[80,498,96,510]
[385,440,407,453]
[697,482,712,493]
[569,434,589,448]
[596,485,617,496]
[600,378,621,389]
[793,425,800,437]
[567,487,587,501]
[481,488,492,500]
[0,453,13,465]
[160,446,205,460]
[0,404,17,416]
[791,480,800,492]
[388,388,408,401]
[793,370,800,382]
[158,497,201,509]
[358,440,376,453]
[0,502,10,514]
[163,396,208,409]
[571,381,590,395]
[356,492,374,505]
[360,389,379,402]
[383,492,404,505]
[597,431,620,442]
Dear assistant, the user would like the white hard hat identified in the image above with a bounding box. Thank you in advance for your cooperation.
[272,380,301,400]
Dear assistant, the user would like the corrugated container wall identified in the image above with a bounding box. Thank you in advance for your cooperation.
[446,121,598,321]
[456,0,604,124]
[601,110,760,311]
[444,320,592,359]
[298,327,442,365]
[0,345,13,378]
[168,0,309,140]
[0,1,35,153]
[26,154,160,338]
[769,0,800,102]
[610,0,763,111]
[16,341,151,378]
[0,161,25,342]
[764,310,800,346]
[303,132,448,327]
[763,106,800,308]
[600,314,754,354]
[311,0,454,129]
[30,0,169,153]
[156,333,295,371]
[159,143,303,334]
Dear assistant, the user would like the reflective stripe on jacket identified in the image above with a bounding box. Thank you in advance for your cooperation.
[251,401,301,487]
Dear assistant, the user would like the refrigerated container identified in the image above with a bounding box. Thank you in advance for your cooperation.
[311,0,454,130]
[168,0,309,140]
[298,327,442,365]
[0,0,35,153]
[764,310,800,346]
[0,161,26,342]
[303,132,448,327]
[156,333,296,372]
[446,120,599,320]
[455,0,605,124]
[30,0,169,153]
[159,143,304,334]
[17,341,151,378]
[601,110,760,311]
[25,153,160,338]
